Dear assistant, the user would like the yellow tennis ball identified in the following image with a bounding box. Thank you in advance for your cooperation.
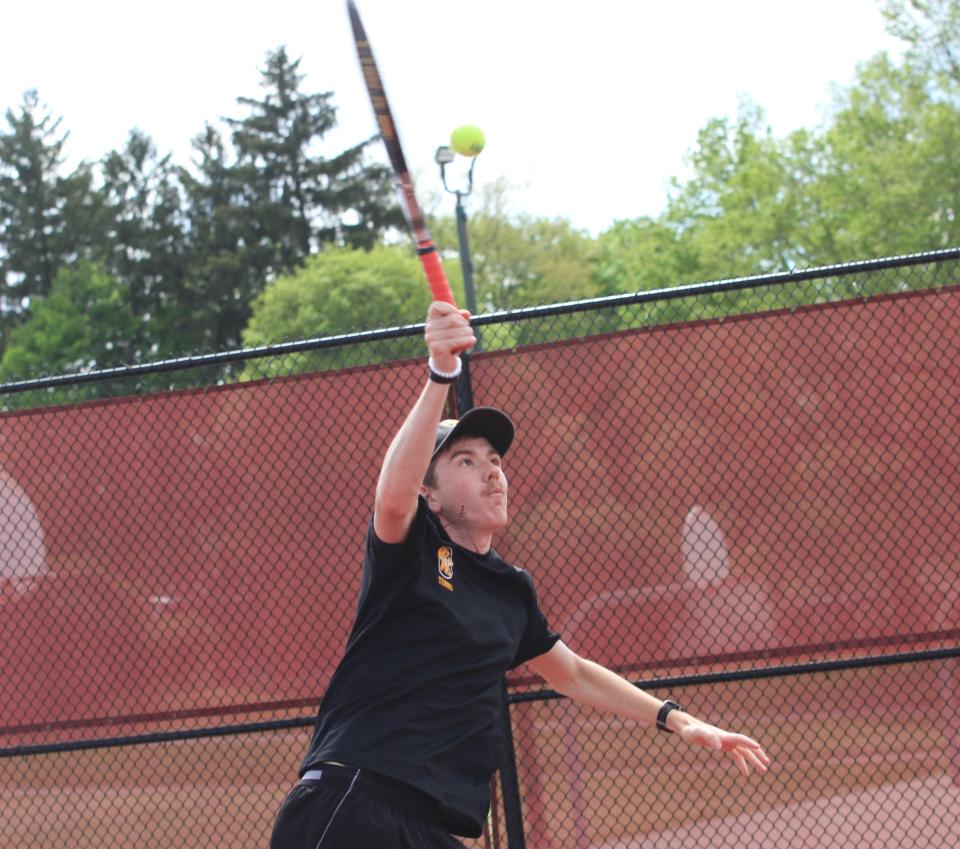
[450,125,485,157]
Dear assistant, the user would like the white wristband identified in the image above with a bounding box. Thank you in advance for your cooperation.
[428,356,463,379]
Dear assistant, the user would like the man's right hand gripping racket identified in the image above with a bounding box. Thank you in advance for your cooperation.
[346,0,457,306]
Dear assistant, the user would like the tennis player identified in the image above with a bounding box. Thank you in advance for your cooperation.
[270,301,770,848]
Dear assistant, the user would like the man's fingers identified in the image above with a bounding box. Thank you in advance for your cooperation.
[732,749,749,776]
[424,332,472,375]
[682,725,771,776]
[427,332,476,352]
[426,307,473,341]
[426,326,475,344]
[425,317,476,352]
[742,748,770,773]
[725,735,769,758]
[428,300,467,318]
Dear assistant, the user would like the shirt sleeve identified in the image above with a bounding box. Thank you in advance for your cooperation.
[367,497,428,560]
[509,571,561,669]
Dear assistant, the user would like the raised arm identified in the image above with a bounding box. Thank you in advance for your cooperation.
[373,302,475,544]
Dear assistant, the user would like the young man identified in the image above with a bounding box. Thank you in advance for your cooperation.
[270,302,770,848]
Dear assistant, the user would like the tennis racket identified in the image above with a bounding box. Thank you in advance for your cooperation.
[346,0,456,305]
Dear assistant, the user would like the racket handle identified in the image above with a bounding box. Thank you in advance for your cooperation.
[417,243,456,305]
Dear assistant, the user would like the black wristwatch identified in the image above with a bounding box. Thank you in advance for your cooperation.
[656,699,684,733]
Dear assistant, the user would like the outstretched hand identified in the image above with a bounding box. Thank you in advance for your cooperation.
[680,722,771,776]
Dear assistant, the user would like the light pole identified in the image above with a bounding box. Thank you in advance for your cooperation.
[435,144,482,352]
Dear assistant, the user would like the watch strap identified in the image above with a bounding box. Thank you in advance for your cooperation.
[656,699,683,733]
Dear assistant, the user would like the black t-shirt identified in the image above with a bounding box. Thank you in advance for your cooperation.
[299,497,560,836]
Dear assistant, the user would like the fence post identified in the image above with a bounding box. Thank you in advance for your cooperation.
[453,353,475,415]
[498,682,526,848]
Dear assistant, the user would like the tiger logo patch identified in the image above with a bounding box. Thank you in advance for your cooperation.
[437,546,454,591]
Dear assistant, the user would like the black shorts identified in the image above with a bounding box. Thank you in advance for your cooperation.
[269,764,468,849]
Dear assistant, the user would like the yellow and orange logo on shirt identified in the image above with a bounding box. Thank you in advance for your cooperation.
[437,546,454,591]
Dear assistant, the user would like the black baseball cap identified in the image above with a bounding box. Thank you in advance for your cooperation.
[432,407,515,460]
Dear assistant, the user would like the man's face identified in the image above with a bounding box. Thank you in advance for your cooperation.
[424,436,509,531]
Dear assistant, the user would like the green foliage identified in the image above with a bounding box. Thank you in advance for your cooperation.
[0,47,409,379]
[591,35,960,325]
[175,123,268,354]
[589,107,821,325]
[227,47,402,263]
[240,245,432,379]
[0,91,101,347]
[592,218,693,295]
[100,128,189,359]
[881,0,960,94]
[810,53,960,259]
[172,48,405,355]
[4,8,960,387]
[0,261,139,383]
[429,179,597,313]
[665,106,812,276]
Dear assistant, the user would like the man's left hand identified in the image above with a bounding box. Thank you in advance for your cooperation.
[680,722,771,776]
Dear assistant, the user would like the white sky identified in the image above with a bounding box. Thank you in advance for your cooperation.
[2,1,904,235]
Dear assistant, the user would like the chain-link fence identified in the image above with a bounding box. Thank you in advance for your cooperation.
[1,248,959,848]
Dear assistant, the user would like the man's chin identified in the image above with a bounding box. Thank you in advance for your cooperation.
[478,505,508,533]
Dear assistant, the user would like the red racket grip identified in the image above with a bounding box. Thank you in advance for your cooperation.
[417,243,456,305]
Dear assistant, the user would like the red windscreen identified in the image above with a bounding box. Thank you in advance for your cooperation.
[1,287,958,745]
[484,288,960,671]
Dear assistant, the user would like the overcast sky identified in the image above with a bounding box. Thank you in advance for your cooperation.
[2,1,904,235]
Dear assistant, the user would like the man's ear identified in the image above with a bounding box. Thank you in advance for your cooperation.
[420,484,441,514]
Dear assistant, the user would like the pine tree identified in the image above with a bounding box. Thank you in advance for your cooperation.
[0,90,100,346]
[226,46,402,267]
[100,129,188,358]
[176,124,256,353]
[177,47,404,353]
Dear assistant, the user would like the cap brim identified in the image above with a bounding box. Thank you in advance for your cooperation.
[433,407,515,460]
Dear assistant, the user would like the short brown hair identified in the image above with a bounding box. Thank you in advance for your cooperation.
[423,458,440,488]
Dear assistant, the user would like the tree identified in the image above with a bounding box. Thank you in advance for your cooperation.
[176,123,260,355]
[240,245,432,379]
[810,53,960,260]
[0,261,139,383]
[0,91,100,346]
[662,105,817,279]
[589,106,828,324]
[591,217,702,327]
[100,129,188,358]
[593,217,698,295]
[227,46,402,266]
[882,0,960,93]
[429,179,598,312]
[176,48,406,355]
[593,30,960,317]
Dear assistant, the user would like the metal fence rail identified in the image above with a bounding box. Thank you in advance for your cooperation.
[2,247,959,848]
